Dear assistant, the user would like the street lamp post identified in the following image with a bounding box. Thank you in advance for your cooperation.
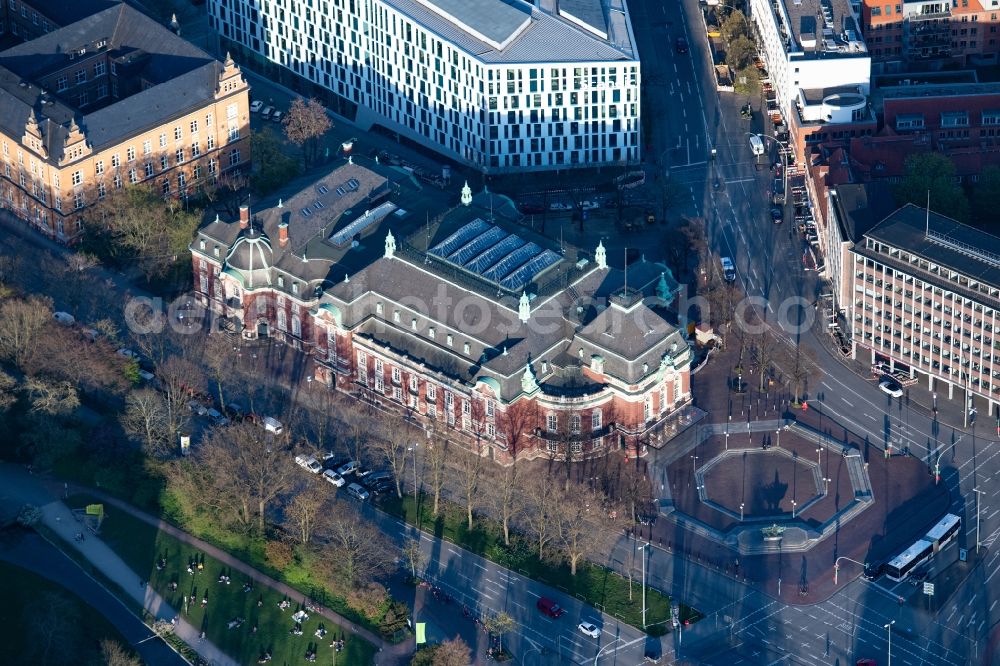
[639,543,650,629]
[823,476,832,493]
[833,556,866,584]
[791,499,797,518]
[885,621,895,666]
[816,447,822,469]
[974,488,986,553]
[407,443,419,502]
[592,638,623,666]
[740,502,745,520]
[691,455,699,480]
[776,428,781,448]
[726,414,731,450]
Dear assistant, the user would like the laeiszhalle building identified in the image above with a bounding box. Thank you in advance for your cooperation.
[191,160,694,461]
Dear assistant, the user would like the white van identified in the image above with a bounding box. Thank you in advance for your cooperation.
[263,416,284,434]
[748,134,765,156]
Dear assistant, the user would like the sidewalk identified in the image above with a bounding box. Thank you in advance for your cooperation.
[37,495,235,665]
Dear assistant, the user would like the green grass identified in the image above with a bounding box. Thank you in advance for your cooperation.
[0,560,134,664]
[67,494,377,665]
[379,494,699,632]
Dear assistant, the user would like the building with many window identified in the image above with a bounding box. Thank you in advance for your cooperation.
[750,0,872,121]
[208,0,641,173]
[860,0,1000,74]
[0,3,250,241]
[850,204,1000,414]
[191,160,695,462]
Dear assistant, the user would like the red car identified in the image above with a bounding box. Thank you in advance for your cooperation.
[536,597,566,618]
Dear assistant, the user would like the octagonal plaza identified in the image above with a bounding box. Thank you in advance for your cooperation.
[654,418,943,556]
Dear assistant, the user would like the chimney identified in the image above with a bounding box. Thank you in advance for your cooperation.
[239,205,249,229]
[278,221,289,248]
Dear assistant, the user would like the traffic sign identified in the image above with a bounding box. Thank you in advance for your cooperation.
[923,582,935,596]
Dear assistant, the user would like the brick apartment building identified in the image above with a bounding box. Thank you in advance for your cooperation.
[191,161,695,462]
[861,0,1000,73]
[0,3,250,241]
[850,203,1000,415]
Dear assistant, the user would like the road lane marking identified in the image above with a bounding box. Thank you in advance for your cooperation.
[842,398,854,407]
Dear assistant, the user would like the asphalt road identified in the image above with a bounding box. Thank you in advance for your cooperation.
[629,0,1000,664]
[358,502,667,666]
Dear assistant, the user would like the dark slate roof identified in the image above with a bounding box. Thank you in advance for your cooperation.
[37,0,123,26]
[831,182,895,243]
[0,3,221,158]
[863,203,1000,289]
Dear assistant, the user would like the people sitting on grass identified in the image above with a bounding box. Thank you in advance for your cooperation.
[289,622,303,636]
[314,624,327,638]
[257,651,272,663]
[278,599,291,611]
[305,649,317,662]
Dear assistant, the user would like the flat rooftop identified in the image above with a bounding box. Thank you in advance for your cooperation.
[783,0,867,57]
[860,203,1000,295]
[416,0,531,50]
[390,0,635,63]
[871,81,1000,114]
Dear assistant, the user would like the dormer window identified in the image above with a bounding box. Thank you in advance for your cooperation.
[590,355,604,374]
[463,342,470,354]
[411,318,418,330]
[213,246,220,257]
[199,239,206,251]
[292,283,299,295]
[393,310,400,322]
[428,327,436,339]
[376,302,383,314]
[446,334,453,346]
[277,275,284,288]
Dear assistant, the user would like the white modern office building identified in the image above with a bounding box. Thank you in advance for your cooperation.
[749,0,872,120]
[207,0,641,174]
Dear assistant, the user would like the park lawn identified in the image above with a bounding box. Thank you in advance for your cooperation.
[378,494,693,632]
[0,561,133,664]
[67,493,377,665]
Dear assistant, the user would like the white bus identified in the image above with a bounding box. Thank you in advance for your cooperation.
[885,539,934,582]
[925,513,961,551]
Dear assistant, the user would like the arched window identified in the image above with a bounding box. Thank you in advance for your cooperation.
[291,315,301,337]
[277,309,287,331]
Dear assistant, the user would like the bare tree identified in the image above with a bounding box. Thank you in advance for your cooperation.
[195,421,296,532]
[283,478,329,545]
[0,295,52,368]
[401,537,425,579]
[431,637,471,666]
[484,464,522,546]
[25,591,80,666]
[316,503,393,589]
[482,611,517,656]
[0,368,17,412]
[450,441,484,531]
[521,473,557,559]
[100,639,142,666]
[424,436,449,516]
[619,461,653,524]
[552,488,608,575]
[120,388,171,458]
[752,331,779,391]
[21,377,79,416]
[202,333,234,415]
[282,97,333,167]
[371,424,410,499]
[157,355,205,441]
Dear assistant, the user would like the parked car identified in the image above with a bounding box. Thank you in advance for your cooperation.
[263,416,284,434]
[770,207,783,223]
[675,37,689,53]
[206,408,229,426]
[188,400,209,416]
[346,483,370,501]
[520,203,545,215]
[137,369,155,382]
[355,467,376,479]
[579,200,599,211]
[336,460,360,476]
[536,597,566,618]
[549,202,572,212]
[295,455,322,474]
[226,403,245,420]
[261,105,274,120]
[116,348,141,361]
[250,100,263,113]
[322,469,346,487]
[53,311,75,326]
[879,378,903,398]
[720,256,737,282]
[578,622,601,638]
[271,110,283,123]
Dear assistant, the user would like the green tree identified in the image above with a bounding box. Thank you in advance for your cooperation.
[250,128,301,195]
[721,9,750,44]
[726,35,756,72]
[894,152,970,223]
[972,165,1000,229]
[86,185,201,281]
[733,66,761,98]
